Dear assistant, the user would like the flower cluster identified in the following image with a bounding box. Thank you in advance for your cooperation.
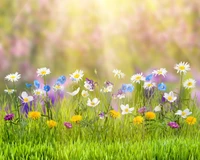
[2,62,198,133]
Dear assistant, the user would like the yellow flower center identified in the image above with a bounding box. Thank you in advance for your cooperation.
[36,91,41,95]
[24,98,29,103]
[135,76,141,80]
[55,85,61,89]
[91,102,95,106]
[125,108,129,112]
[158,70,162,75]
[82,93,86,97]
[167,96,172,101]
[147,84,153,87]
[10,75,16,79]
[74,74,80,79]
[187,82,192,86]
[182,112,186,116]
[179,66,185,70]
[41,71,47,75]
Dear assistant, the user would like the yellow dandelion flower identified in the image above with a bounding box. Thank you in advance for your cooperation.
[71,115,82,123]
[28,111,41,120]
[110,110,120,118]
[145,112,156,120]
[186,116,196,125]
[47,120,57,128]
[133,116,144,125]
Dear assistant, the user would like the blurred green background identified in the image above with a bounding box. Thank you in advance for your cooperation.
[0,0,200,90]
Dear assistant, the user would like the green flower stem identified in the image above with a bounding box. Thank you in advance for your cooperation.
[179,74,184,109]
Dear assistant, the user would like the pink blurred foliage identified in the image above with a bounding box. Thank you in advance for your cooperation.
[0,44,9,71]
[10,38,30,57]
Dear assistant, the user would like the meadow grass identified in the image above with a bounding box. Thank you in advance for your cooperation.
[1,66,199,159]
[1,95,200,160]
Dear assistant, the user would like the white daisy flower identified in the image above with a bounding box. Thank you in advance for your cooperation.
[120,104,134,115]
[87,98,100,107]
[113,69,125,79]
[70,70,84,82]
[81,90,89,98]
[33,89,44,96]
[130,73,145,84]
[53,84,64,92]
[37,67,51,77]
[175,108,192,118]
[19,91,34,103]
[154,105,161,112]
[174,62,190,74]
[183,78,196,89]
[163,91,177,103]
[5,72,21,82]
[4,89,15,94]
[143,81,156,90]
[66,87,80,96]
[152,68,167,77]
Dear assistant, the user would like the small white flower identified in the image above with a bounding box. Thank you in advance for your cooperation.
[183,78,196,89]
[84,82,94,91]
[117,94,125,99]
[130,73,145,84]
[5,72,21,82]
[33,89,44,96]
[120,104,134,115]
[152,68,167,77]
[4,89,15,94]
[163,91,177,103]
[113,69,125,79]
[53,84,64,92]
[154,105,161,112]
[66,87,80,96]
[87,98,100,107]
[37,67,51,77]
[81,90,89,97]
[70,70,84,82]
[143,81,156,90]
[101,86,113,93]
[19,91,34,103]
[175,108,192,118]
[174,62,190,74]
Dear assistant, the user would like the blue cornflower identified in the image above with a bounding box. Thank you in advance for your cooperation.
[158,83,166,91]
[121,84,134,93]
[121,84,127,93]
[25,83,32,88]
[44,85,51,92]
[34,80,40,89]
[145,74,153,81]
[56,75,66,85]
[126,84,134,92]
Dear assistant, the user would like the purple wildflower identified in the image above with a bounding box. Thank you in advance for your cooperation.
[105,81,113,87]
[84,78,97,91]
[4,114,14,121]
[64,122,72,129]
[168,122,179,129]
[138,107,147,114]
[99,112,105,119]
